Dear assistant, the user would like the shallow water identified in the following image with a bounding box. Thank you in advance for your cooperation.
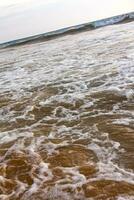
[0,22,134,200]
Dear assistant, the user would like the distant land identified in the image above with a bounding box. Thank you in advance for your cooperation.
[0,11,134,49]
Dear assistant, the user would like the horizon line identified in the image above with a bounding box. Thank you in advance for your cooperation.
[0,11,134,48]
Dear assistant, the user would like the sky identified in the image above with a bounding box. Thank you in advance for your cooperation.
[0,0,134,43]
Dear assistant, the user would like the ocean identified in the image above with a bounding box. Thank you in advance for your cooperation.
[0,19,134,199]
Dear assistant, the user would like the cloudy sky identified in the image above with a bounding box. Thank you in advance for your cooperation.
[0,0,134,43]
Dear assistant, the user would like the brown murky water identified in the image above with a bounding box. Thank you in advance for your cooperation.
[0,22,134,200]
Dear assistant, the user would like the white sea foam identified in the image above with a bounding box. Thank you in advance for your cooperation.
[118,196,134,200]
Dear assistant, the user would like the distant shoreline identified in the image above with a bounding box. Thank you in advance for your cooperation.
[0,12,134,49]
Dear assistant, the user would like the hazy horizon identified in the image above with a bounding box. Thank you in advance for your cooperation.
[0,0,134,43]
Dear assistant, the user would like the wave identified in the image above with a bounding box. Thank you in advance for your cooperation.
[0,12,134,48]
